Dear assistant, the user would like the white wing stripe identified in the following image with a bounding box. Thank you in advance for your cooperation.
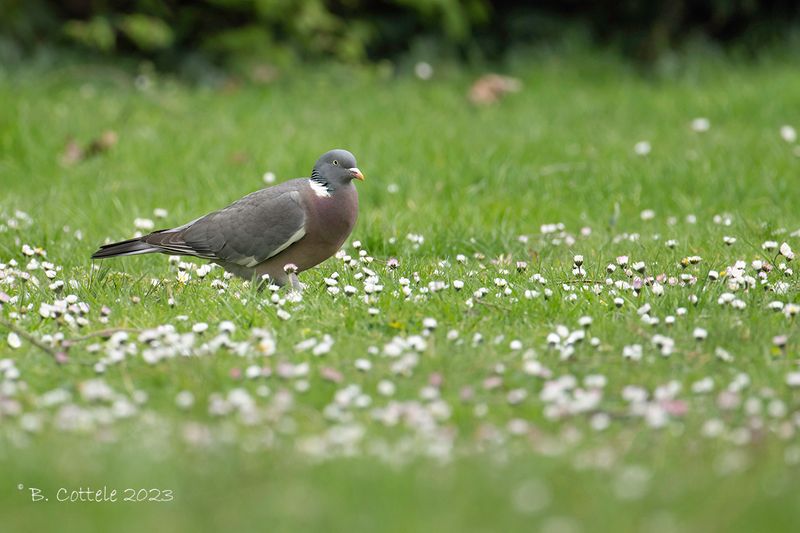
[238,227,306,267]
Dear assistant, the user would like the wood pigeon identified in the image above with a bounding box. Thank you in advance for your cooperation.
[92,149,364,289]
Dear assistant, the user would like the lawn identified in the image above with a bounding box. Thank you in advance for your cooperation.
[1,50,800,532]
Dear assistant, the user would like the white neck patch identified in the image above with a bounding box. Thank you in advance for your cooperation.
[309,180,331,198]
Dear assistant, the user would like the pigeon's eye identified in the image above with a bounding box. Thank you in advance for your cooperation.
[332,160,339,166]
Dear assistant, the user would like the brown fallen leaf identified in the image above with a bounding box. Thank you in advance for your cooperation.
[468,73,522,105]
[60,138,84,166]
[86,130,118,157]
[60,130,118,166]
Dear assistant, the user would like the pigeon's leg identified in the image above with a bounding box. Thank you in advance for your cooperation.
[289,273,303,292]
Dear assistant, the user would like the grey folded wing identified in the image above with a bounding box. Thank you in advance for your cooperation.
[145,188,307,268]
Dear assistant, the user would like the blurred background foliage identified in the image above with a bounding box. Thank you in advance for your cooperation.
[1,0,800,74]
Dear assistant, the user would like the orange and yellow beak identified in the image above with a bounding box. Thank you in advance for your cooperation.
[349,167,365,181]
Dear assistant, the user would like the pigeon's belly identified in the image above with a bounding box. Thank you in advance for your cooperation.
[310,187,358,246]
[254,184,358,283]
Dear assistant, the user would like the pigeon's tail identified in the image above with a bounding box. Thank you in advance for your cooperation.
[91,238,159,259]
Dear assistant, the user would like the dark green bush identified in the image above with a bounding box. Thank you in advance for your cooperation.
[1,0,798,68]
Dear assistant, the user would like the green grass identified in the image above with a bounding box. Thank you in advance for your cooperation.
[1,51,800,532]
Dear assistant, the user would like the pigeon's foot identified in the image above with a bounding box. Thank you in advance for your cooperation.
[289,273,304,292]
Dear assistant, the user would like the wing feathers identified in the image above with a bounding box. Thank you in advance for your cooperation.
[259,226,306,263]
[93,181,308,266]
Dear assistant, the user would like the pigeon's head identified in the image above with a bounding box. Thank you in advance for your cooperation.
[312,149,364,188]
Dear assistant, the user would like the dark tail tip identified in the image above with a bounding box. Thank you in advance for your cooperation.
[91,238,155,259]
